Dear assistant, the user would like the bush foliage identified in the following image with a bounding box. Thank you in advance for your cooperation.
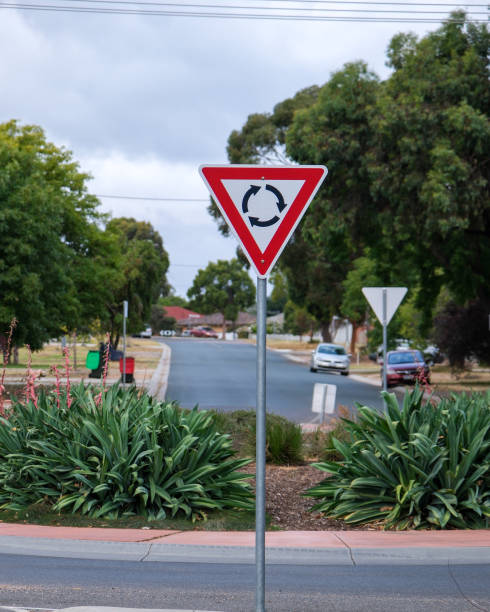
[0,385,253,520]
[210,409,303,465]
[306,389,489,529]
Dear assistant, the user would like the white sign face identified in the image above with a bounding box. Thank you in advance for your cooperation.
[220,179,305,253]
[362,287,408,325]
[199,165,327,278]
[312,383,337,414]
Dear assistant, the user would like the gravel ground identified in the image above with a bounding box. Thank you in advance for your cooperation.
[251,463,376,531]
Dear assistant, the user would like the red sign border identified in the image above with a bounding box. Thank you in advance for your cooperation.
[199,165,327,277]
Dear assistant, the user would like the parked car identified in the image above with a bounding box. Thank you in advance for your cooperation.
[383,349,430,387]
[132,326,152,338]
[310,343,350,376]
[190,326,219,338]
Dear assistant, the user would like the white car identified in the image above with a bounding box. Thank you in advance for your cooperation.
[310,343,350,376]
[140,327,152,338]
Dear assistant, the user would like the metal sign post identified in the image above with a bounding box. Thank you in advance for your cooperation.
[255,276,267,612]
[382,288,387,393]
[122,300,128,385]
[362,287,408,394]
[199,163,328,612]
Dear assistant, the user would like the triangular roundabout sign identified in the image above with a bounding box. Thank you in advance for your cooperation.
[199,164,328,277]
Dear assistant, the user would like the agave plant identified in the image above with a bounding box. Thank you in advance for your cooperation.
[0,384,253,520]
[306,389,490,529]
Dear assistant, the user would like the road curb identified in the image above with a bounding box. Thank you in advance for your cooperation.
[0,529,488,566]
[1,607,221,612]
[147,343,171,401]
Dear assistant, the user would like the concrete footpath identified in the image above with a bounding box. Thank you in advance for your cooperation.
[0,522,488,566]
[0,524,488,612]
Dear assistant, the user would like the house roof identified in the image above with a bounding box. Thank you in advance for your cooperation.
[163,306,203,323]
[163,306,255,328]
[199,312,256,326]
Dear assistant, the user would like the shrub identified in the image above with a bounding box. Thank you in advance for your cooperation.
[0,385,253,520]
[306,389,490,529]
[265,419,303,465]
[321,406,355,462]
[209,409,303,464]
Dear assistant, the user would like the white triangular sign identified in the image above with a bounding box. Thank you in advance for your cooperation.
[362,287,408,325]
[199,165,327,277]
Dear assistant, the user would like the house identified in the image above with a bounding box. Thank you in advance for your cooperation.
[162,306,255,337]
[163,306,204,329]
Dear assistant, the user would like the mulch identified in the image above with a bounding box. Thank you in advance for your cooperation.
[247,463,377,531]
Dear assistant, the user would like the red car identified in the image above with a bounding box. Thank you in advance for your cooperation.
[189,326,219,338]
[384,349,430,387]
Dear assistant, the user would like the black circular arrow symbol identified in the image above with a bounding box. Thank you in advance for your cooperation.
[241,184,287,228]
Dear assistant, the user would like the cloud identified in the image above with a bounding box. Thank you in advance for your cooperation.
[0,7,439,295]
[80,151,238,296]
[1,9,432,162]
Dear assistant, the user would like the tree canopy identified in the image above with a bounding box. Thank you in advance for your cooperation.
[0,121,170,350]
[367,14,490,312]
[0,121,106,349]
[187,259,255,336]
[103,217,170,346]
[210,13,489,352]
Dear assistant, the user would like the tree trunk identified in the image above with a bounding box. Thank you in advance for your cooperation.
[0,335,6,364]
[321,322,332,342]
[13,345,19,365]
[72,332,77,369]
[349,321,359,356]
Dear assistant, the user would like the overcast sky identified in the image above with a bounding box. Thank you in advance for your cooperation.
[1,4,460,296]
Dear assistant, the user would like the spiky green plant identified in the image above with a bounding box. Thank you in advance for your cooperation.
[209,409,304,464]
[306,389,490,529]
[0,384,253,520]
[265,420,303,465]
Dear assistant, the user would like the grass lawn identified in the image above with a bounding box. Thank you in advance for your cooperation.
[1,337,162,380]
[0,504,257,531]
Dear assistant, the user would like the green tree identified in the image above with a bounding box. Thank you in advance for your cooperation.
[213,63,380,340]
[367,13,490,316]
[284,62,380,339]
[340,255,381,354]
[267,269,289,315]
[433,297,490,369]
[158,295,189,308]
[150,304,176,333]
[104,218,170,347]
[210,14,489,346]
[187,259,255,338]
[207,85,320,246]
[0,121,110,350]
[283,300,316,341]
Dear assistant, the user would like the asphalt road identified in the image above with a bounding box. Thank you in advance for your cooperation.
[160,337,385,422]
[0,554,489,612]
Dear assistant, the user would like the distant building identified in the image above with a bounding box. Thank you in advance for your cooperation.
[163,306,204,328]
[162,306,255,335]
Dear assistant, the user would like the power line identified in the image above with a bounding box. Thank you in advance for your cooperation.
[1,2,486,21]
[222,0,486,5]
[95,194,209,202]
[19,0,488,14]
